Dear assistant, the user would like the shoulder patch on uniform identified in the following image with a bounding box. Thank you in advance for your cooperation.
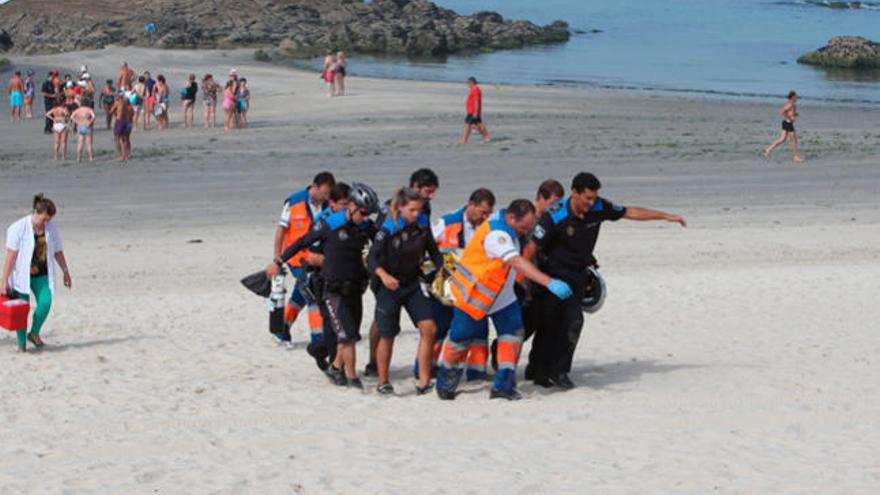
[325,210,347,231]
[590,199,605,212]
[534,224,546,240]
[550,199,570,225]
[381,218,399,235]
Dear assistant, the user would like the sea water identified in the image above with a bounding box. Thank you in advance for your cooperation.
[296,0,879,104]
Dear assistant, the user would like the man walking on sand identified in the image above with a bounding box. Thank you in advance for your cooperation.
[459,77,490,145]
[8,71,25,122]
[764,91,804,163]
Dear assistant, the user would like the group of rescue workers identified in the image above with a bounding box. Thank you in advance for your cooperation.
[264,169,686,400]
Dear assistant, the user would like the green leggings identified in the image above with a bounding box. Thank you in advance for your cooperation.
[14,275,52,348]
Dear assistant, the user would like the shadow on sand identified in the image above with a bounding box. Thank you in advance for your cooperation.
[37,335,160,353]
[522,359,706,396]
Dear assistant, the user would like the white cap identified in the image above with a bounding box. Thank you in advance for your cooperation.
[82,73,91,80]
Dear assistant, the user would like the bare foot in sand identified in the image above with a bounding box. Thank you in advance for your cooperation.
[794,154,805,163]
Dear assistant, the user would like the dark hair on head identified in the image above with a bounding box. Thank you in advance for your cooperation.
[537,179,565,200]
[787,90,797,99]
[240,78,247,83]
[467,76,477,84]
[189,74,196,81]
[203,74,213,81]
[138,75,145,83]
[33,194,57,216]
[469,188,496,207]
[409,168,439,189]
[15,70,21,76]
[106,78,114,85]
[312,171,336,187]
[225,79,234,89]
[506,199,536,219]
[390,187,423,222]
[331,182,351,202]
[571,172,602,193]
[157,74,166,83]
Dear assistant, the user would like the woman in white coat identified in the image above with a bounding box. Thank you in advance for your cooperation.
[1,195,72,352]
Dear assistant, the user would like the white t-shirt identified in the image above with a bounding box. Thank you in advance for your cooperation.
[482,229,520,314]
[5,215,63,295]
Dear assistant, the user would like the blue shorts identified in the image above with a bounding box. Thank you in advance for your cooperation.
[375,283,433,339]
[10,92,24,108]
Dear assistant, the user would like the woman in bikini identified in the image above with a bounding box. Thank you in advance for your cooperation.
[764,90,805,163]
[334,51,347,96]
[45,104,70,161]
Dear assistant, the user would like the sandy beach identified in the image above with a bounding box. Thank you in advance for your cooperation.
[1,47,880,493]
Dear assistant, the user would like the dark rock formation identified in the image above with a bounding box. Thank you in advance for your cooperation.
[0,29,13,51]
[798,36,880,69]
[0,0,569,56]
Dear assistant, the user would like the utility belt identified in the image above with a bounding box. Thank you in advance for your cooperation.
[324,279,368,297]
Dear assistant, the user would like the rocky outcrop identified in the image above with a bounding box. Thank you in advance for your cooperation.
[798,36,880,69]
[0,0,569,57]
[804,1,878,9]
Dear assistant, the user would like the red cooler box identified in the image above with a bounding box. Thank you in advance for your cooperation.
[0,295,30,331]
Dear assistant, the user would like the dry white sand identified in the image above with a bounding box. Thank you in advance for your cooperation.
[1,47,879,494]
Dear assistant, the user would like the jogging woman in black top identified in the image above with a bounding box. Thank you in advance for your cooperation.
[267,183,380,388]
[368,187,443,395]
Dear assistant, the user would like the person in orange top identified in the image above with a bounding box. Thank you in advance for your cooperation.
[273,172,335,361]
[459,76,490,145]
[435,200,572,401]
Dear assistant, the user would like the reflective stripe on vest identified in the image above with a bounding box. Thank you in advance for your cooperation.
[450,217,512,320]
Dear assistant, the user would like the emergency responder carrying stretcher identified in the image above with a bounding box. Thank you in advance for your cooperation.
[435,199,574,401]
[421,188,496,381]
[273,172,336,353]
[267,183,381,389]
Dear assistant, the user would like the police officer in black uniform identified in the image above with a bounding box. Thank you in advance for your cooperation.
[268,183,381,389]
[528,172,686,389]
[368,187,443,395]
[364,168,439,377]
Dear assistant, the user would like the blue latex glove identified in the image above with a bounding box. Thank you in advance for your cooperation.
[547,279,572,299]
